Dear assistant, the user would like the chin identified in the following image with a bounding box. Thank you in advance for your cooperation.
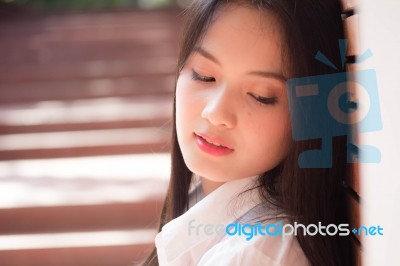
[185,160,226,181]
[188,164,250,183]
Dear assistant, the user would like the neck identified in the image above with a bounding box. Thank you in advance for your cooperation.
[200,176,225,195]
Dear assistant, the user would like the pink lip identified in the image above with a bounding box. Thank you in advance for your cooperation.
[194,133,234,156]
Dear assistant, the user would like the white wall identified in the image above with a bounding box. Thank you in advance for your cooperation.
[360,0,400,265]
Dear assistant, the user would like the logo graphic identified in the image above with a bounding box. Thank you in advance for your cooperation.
[286,39,382,168]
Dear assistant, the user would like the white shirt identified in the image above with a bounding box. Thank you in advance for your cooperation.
[155,176,310,265]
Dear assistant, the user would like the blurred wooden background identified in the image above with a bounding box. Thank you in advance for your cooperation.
[0,4,181,265]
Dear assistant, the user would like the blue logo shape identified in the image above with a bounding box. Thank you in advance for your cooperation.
[286,40,382,168]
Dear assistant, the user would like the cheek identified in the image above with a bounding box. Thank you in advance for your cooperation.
[175,77,200,133]
[175,79,188,133]
[246,109,292,153]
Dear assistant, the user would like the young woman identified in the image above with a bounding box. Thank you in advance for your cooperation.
[144,0,355,265]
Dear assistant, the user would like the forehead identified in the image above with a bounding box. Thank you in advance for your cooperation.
[196,4,284,73]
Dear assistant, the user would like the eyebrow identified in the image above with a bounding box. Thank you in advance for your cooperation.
[246,71,287,82]
[193,46,287,82]
[193,46,221,66]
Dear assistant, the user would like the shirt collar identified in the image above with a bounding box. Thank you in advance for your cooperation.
[155,175,261,264]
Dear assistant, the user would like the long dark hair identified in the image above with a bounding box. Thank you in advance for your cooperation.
[144,0,355,265]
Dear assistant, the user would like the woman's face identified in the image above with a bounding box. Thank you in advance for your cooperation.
[176,5,292,182]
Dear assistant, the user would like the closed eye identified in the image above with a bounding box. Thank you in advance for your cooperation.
[191,69,216,82]
[248,93,277,105]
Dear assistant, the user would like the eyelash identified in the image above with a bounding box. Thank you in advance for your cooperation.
[191,69,276,105]
[191,70,216,82]
[248,93,277,105]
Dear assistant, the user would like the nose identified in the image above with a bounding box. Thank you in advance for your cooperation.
[201,85,237,128]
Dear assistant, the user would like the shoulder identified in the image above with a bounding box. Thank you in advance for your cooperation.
[197,229,310,266]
